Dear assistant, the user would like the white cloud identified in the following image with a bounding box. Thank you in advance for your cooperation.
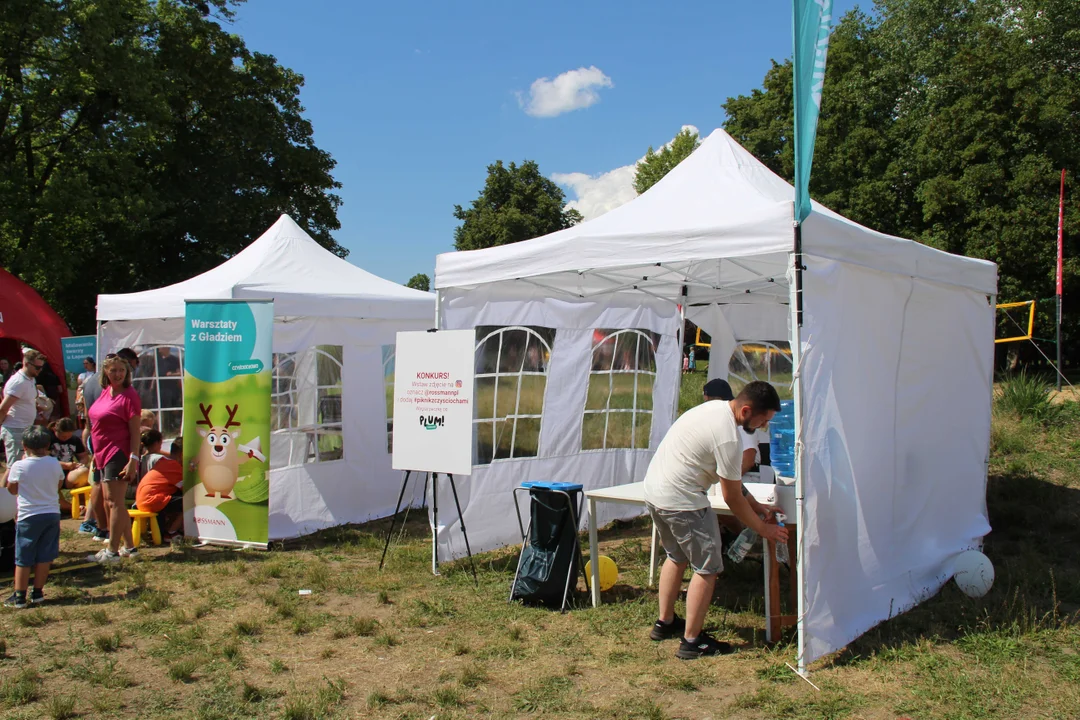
[518,66,613,118]
[554,125,699,221]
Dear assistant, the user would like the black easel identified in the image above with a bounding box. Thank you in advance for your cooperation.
[379,469,478,586]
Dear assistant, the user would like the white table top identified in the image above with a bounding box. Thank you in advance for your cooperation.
[585,481,796,520]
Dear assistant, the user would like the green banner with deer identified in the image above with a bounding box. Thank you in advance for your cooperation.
[182,299,273,547]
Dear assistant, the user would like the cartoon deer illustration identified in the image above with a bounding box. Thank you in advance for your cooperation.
[191,403,261,499]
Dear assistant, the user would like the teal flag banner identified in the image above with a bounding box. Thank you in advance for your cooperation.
[793,0,834,223]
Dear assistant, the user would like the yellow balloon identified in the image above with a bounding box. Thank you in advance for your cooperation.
[585,555,619,591]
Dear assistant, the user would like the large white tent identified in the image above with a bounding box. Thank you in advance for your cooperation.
[97,214,435,539]
[434,129,997,667]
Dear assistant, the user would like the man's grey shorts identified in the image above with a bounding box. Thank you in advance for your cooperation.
[1,425,26,465]
[647,503,724,575]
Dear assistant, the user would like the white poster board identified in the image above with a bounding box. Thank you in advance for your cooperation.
[391,330,475,476]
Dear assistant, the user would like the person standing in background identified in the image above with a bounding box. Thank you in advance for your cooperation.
[78,348,139,541]
[0,349,47,465]
[86,354,142,563]
[76,357,96,430]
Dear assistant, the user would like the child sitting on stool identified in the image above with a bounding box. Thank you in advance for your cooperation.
[135,435,184,540]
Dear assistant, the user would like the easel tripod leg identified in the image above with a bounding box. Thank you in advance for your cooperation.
[447,474,478,586]
[379,470,411,571]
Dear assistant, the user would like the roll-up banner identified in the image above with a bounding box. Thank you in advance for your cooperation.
[182,299,273,548]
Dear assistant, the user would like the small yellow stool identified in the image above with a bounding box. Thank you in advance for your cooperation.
[70,486,93,520]
[127,509,161,547]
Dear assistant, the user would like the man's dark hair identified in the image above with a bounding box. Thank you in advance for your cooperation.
[116,347,139,365]
[735,380,782,414]
[702,378,734,401]
[22,425,52,452]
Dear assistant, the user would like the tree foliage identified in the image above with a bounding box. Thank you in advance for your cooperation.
[406,273,430,292]
[453,160,582,251]
[723,0,1080,359]
[633,128,701,195]
[0,0,343,333]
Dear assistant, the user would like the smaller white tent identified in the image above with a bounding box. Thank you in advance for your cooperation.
[97,214,434,538]
[435,129,997,668]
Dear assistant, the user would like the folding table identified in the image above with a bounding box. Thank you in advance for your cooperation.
[584,481,798,642]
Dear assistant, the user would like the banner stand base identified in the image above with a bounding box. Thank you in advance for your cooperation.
[380,469,478,587]
[191,539,269,551]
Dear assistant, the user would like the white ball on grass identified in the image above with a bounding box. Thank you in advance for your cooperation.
[953,550,994,598]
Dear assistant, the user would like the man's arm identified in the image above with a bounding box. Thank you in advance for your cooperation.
[0,393,16,418]
[719,478,787,543]
[741,448,756,476]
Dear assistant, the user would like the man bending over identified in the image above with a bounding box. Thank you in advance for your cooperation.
[643,380,788,659]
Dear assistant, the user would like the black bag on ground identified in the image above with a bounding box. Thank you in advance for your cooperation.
[0,520,15,575]
[510,488,580,608]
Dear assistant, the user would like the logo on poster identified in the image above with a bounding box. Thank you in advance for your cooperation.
[420,415,444,430]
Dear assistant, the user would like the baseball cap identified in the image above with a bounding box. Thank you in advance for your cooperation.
[702,378,734,401]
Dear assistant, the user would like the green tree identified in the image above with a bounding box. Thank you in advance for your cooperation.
[633,128,701,195]
[406,273,430,292]
[0,0,342,333]
[723,0,1080,360]
[453,160,582,251]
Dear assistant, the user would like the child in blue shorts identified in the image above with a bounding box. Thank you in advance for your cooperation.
[3,425,64,608]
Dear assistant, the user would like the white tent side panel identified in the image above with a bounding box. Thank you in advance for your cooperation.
[100,316,430,539]
[432,288,681,559]
[798,254,994,664]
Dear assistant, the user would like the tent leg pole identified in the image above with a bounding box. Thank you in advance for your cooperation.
[675,285,687,423]
[791,223,808,676]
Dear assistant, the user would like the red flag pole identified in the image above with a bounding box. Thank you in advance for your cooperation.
[1057,169,1065,391]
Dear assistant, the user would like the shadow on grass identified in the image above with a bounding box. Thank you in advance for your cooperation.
[827,469,1080,666]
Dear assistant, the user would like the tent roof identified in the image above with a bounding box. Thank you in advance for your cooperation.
[435,129,997,300]
[97,215,434,321]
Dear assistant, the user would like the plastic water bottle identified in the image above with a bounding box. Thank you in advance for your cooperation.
[774,513,790,566]
[726,527,758,564]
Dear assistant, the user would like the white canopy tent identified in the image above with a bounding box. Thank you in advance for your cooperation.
[435,129,997,668]
[97,214,435,539]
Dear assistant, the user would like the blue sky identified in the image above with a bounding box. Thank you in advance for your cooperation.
[230,0,862,285]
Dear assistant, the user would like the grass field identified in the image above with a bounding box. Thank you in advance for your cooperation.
[1,375,1077,719]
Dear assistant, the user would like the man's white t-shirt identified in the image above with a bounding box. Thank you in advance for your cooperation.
[2,370,38,429]
[7,455,64,519]
[643,400,743,511]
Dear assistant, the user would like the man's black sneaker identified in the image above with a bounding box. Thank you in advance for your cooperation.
[676,631,735,660]
[3,591,27,609]
[30,588,44,605]
[650,614,687,641]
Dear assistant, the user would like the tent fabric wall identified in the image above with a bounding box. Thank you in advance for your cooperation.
[96,216,434,539]
[434,288,680,560]
[687,303,791,382]
[99,314,429,539]
[798,254,993,664]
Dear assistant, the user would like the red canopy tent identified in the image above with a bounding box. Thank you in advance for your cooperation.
[0,267,72,417]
